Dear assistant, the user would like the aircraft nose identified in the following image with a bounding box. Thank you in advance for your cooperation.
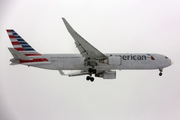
[171,60,174,65]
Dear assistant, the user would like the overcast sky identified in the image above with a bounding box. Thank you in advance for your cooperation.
[0,0,180,120]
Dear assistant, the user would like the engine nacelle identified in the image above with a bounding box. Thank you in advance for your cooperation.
[95,71,116,79]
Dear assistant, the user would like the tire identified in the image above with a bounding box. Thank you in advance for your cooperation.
[88,68,92,73]
[90,77,94,82]
[86,76,90,80]
[92,69,97,74]
[159,73,162,76]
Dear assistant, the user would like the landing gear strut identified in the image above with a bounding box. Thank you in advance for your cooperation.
[159,68,163,76]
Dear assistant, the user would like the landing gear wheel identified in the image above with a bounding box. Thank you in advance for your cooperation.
[159,68,163,76]
[86,76,94,82]
[86,76,90,80]
[88,68,97,74]
[90,77,94,82]
[88,68,93,73]
[92,69,97,74]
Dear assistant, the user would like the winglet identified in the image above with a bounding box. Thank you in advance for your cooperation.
[62,18,76,33]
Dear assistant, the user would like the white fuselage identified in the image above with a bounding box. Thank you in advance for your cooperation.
[26,53,171,71]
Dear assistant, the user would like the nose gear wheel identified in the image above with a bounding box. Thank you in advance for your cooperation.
[159,68,163,76]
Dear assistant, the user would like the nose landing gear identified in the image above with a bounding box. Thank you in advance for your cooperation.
[159,68,163,76]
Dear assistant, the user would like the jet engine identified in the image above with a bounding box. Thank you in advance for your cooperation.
[95,71,116,79]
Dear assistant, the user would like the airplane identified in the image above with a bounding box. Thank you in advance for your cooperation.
[7,18,173,82]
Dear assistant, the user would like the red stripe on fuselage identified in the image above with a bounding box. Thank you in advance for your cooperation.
[24,54,42,56]
[12,41,20,45]
[14,48,25,51]
[20,58,49,63]
[9,35,15,39]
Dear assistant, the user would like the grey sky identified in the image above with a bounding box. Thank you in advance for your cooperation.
[0,0,180,120]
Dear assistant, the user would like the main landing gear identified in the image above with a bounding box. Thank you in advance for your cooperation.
[159,68,163,76]
[88,68,97,74]
[86,68,97,82]
[86,76,94,82]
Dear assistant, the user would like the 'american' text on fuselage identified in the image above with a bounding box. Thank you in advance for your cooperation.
[120,55,146,60]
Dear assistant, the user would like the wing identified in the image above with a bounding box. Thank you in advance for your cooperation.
[62,18,107,60]
[59,70,89,77]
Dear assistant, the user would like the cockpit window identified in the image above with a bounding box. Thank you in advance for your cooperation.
[165,56,168,59]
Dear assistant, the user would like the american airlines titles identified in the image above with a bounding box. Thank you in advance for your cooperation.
[119,55,147,60]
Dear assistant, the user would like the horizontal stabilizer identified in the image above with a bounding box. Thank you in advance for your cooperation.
[8,48,32,60]
[10,62,19,65]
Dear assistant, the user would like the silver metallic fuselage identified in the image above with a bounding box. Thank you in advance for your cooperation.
[26,53,172,71]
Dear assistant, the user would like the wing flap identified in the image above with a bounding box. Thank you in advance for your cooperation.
[59,70,89,77]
